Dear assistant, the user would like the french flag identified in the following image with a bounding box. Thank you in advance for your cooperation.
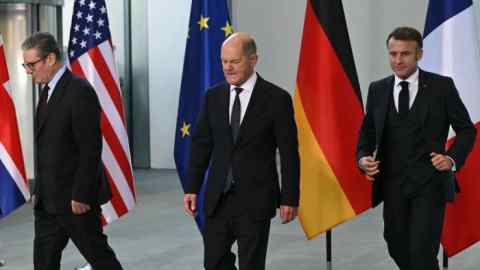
[0,34,29,219]
[421,0,480,256]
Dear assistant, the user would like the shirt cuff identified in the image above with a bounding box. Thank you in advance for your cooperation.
[446,155,456,171]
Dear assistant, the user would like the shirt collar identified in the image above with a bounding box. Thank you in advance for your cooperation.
[394,68,419,87]
[230,72,257,93]
[47,65,67,91]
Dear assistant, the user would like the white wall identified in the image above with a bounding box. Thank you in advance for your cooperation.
[147,0,190,168]
[233,0,427,102]
[148,0,480,169]
[231,0,306,96]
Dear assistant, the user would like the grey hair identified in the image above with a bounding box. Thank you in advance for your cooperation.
[223,32,258,57]
[22,32,62,61]
[243,38,257,57]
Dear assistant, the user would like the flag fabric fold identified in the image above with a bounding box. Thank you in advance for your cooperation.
[174,0,232,229]
[67,0,136,224]
[421,0,480,257]
[295,0,370,239]
[0,34,29,218]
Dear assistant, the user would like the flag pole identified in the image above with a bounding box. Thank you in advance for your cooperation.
[442,250,448,269]
[326,229,332,270]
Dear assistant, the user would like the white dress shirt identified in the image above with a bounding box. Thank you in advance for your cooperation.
[393,68,419,112]
[46,65,67,102]
[229,72,257,124]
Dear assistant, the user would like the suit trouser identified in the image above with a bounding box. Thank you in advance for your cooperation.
[382,176,446,270]
[33,204,122,270]
[203,190,271,270]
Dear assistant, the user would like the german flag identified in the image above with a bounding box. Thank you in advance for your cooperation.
[295,0,371,239]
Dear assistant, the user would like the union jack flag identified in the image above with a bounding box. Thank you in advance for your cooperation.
[0,34,29,219]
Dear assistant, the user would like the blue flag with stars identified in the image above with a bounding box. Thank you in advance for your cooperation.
[174,0,233,230]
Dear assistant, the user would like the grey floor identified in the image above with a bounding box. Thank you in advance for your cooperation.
[0,169,479,270]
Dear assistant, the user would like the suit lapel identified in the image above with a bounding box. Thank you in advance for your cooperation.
[374,76,394,146]
[35,70,71,139]
[409,69,432,126]
[234,76,267,147]
[217,83,232,143]
[374,70,433,150]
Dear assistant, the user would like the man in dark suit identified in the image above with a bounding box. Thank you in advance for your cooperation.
[183,32,300,270]
[357,27,476,270]
[22,32,122,270]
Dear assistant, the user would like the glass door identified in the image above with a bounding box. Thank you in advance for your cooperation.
[0,3,34,179]
[0,2,62,179]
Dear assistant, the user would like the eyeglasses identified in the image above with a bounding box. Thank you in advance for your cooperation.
[22,56,46,70]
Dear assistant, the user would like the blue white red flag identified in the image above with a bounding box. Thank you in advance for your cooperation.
[421,0,480,256]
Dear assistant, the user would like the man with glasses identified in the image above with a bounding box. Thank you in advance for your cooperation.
[22,56,46,70]
[22,32,123,270]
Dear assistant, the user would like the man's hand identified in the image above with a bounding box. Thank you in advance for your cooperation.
[430,152,453,171]
[71,200,91,215]
[280,205,297,224]
[359,156,380,181]
[184,194,197,217]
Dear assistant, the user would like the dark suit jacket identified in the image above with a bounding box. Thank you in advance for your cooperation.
[186,74,300,220]
[357,69,476,206]
[34,69,111,214]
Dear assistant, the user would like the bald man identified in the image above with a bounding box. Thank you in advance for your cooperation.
[184,33,300,270]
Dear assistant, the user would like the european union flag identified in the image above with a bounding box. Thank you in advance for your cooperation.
[174,0,232,229]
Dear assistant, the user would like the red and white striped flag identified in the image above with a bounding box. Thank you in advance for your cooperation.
[67,0,135,223]
[0,34,29,218]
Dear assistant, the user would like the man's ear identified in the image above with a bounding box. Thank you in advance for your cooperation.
[416,49,423,61]
[47,52,57,66]
[249,53,258,65]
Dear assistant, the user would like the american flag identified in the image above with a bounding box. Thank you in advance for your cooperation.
[0,34,29,218]
[67,0,136,223]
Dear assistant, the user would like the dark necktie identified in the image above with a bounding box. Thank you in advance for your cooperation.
[224,87,243,193]
[231,87,243,143]
[398,81,409,117]
[36,85,49,125]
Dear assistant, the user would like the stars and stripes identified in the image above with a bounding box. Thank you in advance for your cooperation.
[67,0,136,224]
[0,34,29,218]
[69,0,110,62]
